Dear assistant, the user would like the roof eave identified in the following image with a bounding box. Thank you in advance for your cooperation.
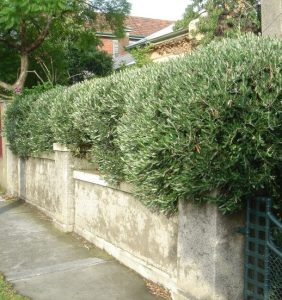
[126,27,189,50]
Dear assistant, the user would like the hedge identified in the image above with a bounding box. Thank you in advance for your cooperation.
[118,36,282,213]
[5,86,63,157]
[4,35,282,214]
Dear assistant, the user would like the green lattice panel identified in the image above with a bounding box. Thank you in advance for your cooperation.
[244,198,271,300]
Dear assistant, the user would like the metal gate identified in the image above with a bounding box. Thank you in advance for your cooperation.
[244,197,282,299]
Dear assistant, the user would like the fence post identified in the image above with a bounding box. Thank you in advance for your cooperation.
[175,200,245,300]
[6,145,19,197]
[53,143,75,232]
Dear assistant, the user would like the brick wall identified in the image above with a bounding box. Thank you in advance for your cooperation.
[100,38,114,55]
[100,34,130,57]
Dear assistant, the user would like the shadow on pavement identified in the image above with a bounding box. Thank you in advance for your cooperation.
[0,200,24,216]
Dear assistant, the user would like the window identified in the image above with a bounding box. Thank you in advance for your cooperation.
[112,40,119,58]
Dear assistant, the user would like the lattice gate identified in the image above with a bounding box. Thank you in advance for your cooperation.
[244,197,282,300]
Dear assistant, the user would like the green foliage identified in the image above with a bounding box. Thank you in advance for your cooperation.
[67,48,113,83]
[0,0,130,93]
[119,35,282,214]
[130,45,152,68]
[49,82,88,152]
[5,85,62,157]
[72,68,143,182]
[175,0,261,45]
[5,35,282,214]
[0,273,29,300]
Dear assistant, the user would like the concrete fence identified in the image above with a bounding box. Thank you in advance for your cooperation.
[1,143,245,300]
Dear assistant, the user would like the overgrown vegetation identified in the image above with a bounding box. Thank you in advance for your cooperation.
[129,45,153,68]
[0,273,29,300]
[5,35,282,214]
[175,0,261,45]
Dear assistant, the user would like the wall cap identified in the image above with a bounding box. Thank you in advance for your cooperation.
[73,170,133,194]
[53,143,70,152]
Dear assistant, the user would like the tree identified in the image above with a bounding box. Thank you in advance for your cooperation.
[0,0,131,97]
[175,0,261,44]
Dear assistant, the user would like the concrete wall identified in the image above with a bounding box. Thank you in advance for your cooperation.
[5,143,245,300]
[0,101,7,191]
[176,202,244,300]
[261,0,282,37]
[73,171,178,290]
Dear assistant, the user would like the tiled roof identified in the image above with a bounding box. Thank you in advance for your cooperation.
[126,16,174,37]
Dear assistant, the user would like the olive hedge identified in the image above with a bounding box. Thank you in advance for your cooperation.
[5,35,282,214]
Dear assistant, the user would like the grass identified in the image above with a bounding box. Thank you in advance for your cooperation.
[0,274,29,300]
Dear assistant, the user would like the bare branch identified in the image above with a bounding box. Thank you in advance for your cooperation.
[26,70,45,84]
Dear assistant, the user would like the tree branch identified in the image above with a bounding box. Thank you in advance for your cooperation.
[0,93,13,100]
[0,81,13,91]
[25,16,52,53]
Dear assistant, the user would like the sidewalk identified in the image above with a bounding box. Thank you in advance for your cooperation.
[0,197,161,300]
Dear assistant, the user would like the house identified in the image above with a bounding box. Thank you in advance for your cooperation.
[114,12,209,68]
[114,24,195,68]
[96,16,174,59]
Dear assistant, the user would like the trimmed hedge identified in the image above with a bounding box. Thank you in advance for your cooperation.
[5,35,282,213]
[5,86,63,157]
[118,36,282,213]
[71,68,143,182]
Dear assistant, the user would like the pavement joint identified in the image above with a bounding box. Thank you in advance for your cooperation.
[6,257,112,282]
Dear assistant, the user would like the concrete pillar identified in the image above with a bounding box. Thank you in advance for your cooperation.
[18,158,26,199]
[173,201,245,300]
[6,145,19,197]
[53,143,75,232]
[261,0,282,37]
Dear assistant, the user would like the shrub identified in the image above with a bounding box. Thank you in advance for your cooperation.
[71,68,143,182]
[118,35,282,214]
[49,81,94,154]
[4,85,60,157]
[5,93,38,157]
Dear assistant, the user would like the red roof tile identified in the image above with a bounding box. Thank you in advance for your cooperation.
[126,16,174,37]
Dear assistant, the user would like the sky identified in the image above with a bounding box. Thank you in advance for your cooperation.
[129,0,190,21]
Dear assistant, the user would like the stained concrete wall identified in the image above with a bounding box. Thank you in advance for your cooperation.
[6,146,18,196]
[0,101,7,191]
[175,201,244,300]
[5,143,245,300]
[73,171,178,290]
[261,0,282,37]
[23,145,76,232]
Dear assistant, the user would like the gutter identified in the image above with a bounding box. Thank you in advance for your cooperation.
[96,32,145,40]
[126,27,189,50]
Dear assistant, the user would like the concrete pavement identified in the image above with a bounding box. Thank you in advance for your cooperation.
[0,197,161,300]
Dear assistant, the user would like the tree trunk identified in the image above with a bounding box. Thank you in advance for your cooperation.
[0,53,29,93]
[13,53,29,91]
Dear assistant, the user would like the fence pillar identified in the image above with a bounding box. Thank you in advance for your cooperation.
[261,0,282,37]
[53,143,75,232]
[6,145,19,197]
[174,201,245,300]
